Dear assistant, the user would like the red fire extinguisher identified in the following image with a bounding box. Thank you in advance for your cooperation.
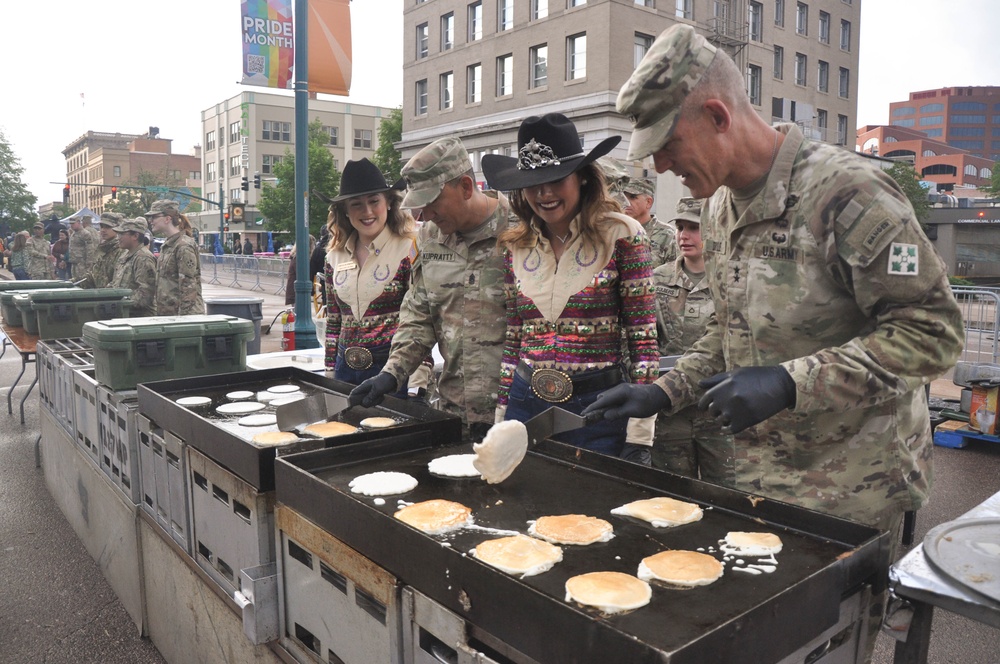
[281,309,296,351]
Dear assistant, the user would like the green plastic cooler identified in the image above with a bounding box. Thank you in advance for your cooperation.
[0,280,75,293]
[17,288,133,338]
[82,315,256,390]
[1,286,81,328]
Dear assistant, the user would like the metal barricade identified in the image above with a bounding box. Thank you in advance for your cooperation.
[200,253,221,286]
[952,286,1000,365]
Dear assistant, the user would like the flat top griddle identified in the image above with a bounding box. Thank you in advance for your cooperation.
[278,436,886,664]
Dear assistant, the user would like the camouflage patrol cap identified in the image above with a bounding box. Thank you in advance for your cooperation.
[145,199,179,218]
[623,177,656,197]
[597,156,630,207]
[616,24,718,161]
[32,221,44,230]
[671,197,704,224]
[400,137,472,209]
[114,218,149,234]
[99,212,124,228]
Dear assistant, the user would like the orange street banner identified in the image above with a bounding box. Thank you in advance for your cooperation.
[307,0,352,96]
[241,0,294,89]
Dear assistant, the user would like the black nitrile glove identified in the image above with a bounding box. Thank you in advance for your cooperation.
[581,383,672,421]
[698,366,796,434]
[348,372,398,408]
[620,443,652,466]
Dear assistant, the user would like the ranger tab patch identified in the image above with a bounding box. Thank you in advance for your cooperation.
[888,242,919,276]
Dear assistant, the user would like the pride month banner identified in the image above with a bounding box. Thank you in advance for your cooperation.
[241,0,294,89]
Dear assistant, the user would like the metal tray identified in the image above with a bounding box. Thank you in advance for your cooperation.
[924,517,1000,604]
[276,436,887,664]
[137,367,461,491]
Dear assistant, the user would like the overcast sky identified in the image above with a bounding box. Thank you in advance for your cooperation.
[5,0,998,205]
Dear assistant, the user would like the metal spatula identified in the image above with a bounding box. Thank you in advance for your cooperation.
[473,407,590,484]
[523,407,589,445]
[275,392,352,432]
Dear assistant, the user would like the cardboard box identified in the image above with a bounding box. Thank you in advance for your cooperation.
[969,384,999,434]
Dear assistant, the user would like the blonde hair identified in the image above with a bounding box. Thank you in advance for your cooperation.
[326,189,415,251]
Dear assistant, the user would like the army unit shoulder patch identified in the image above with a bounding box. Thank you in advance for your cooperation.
[887,242,919,276]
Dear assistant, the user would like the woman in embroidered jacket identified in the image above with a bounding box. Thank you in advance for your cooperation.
[324,159,424,394]
[482,114,660,462]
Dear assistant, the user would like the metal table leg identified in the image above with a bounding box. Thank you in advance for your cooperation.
[1,335,8,360]
[7,352,27,415]
[893,601,933,664]
[19,372,37,425]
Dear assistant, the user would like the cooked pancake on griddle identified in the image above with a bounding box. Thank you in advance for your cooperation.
[564,571,652,614]
[428,454,480,478]
[528,514,614,545]
[473,535,562,577]
[394,499,473,535]
[472,420,528,484]
[349,471,418,497]
[302,420,358,438]
[360,416,398,428]
[611,497,703,527]
[251,431,300,447]
[638,550,724,587]
[724,531,783,556]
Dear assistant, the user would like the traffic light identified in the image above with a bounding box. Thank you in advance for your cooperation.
[224,211,230,233]
[111,186,118,200]
[63,184,70,203]
[241,176,249,191]
[253,173,261,189]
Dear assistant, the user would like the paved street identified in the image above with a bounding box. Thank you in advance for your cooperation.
[0,267,998,662]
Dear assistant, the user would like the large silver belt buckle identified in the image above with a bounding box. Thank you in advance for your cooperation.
[344,346,374,370]
[530,368,573,403]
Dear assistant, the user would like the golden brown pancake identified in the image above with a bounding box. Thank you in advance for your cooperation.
[251,431,300,447]
[724,531,783,556]
[638,550,724,587]
[564,572,651,613]
[611,497,703,527]
[360,416,398,428]
[529,515,614,545]
[394,499,473,535]
[302,420,358,438]
[473,535,562,577]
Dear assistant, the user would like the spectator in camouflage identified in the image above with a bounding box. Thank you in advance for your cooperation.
[147,200,205,316]
[78,213,125,289]
[25,222,53,279]
[68,216,96,280]
[111,217,157,317]
[622,177,677,268]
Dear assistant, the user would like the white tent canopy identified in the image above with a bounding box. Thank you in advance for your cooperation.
[57,207,100,224]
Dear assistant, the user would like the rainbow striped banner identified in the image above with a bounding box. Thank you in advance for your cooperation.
[241,0,294,89]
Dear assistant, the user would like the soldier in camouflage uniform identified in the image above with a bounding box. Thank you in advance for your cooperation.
[78,213,125,288]
[596,156,630,209]
[623,177,677,268]
[25,222,53,279]
[651,197,734,484]
[81,216,101,271]
[110,218,157,317]
[349,137,513,440]
[68,216,96,280]
[587,26,964,659]
[147,200,205,316]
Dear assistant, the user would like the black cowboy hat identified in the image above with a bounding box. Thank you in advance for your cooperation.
[481,113,621,191]
[325,158,403,203]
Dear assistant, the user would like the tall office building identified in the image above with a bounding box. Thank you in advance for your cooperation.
[400,0,861,195]
[886,86,1000,162]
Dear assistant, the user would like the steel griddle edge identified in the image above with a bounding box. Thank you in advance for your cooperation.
[275,435,889,664]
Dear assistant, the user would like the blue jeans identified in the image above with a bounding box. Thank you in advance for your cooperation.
[334,344,408,398]
[504,369,626,457]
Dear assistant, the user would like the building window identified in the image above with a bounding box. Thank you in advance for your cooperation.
[636,0,654,6]
[230,156,241,177]
[497,54,513,96]
[749,2,762,41]
[189,171,200,181]
[837,114,848,145]
[817,108,827,130]
[468,2,482,41]
[261,155,281,174]
[229,121,242,144]
[498,0,513,30]
[981,167,993,179]
[416,23,429,58]
[951,114,987,124]
[441,13,454,51]
[892,119,915,127]
[922,150,937,157]
[952,127,985,137]
[965,164,979,177]
[817,60,828,93]
[567,33,586,80]
[794,53,806,86]
[818,11,829,43]
[440,72,454,110]
[415,79,428,115]
[467,63,482,103]
[530,44,548,88]
[919,116,943,127]
[840,19,851,50]
[569,0,587,6]
[675,0,691,19]
[774,0,784,26]
[920,103,944,113]
[838,67,849,98]
[891,106,914,117]
[262,121,290,141]
[231,188,242,204]
[949,140,984,151]
[113,165,121,178]
[773,46,783,79]
[532,0,548,20]
[747,64,761,106]
[206,162,216,181]
[205,130,216,151]
[796,2,808,35]
[354,129,373,149]
[953,102,987,111]
[635,33,654,68]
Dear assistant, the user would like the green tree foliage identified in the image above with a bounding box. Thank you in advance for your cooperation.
[372,107,404,184]
[885,162,930,229]
[983,162,1000,198]
[258,118,340,236]
[105,170,200,219]
[0,130,39,232]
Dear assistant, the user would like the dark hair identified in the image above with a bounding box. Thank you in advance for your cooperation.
[162,208,194,236]
[326,189,415,252]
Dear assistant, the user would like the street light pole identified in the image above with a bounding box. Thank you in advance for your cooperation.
[292,0,318,349]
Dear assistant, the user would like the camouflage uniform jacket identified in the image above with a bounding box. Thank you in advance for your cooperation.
[79,238,123,289]
[653,257,712,356]
[111,246,157,317]
[383,191,512,426]
[155,233,205,315]
[26,236,52,279]
[69,229,97,278]
[655,124,964,526]
[644,214,677,268]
